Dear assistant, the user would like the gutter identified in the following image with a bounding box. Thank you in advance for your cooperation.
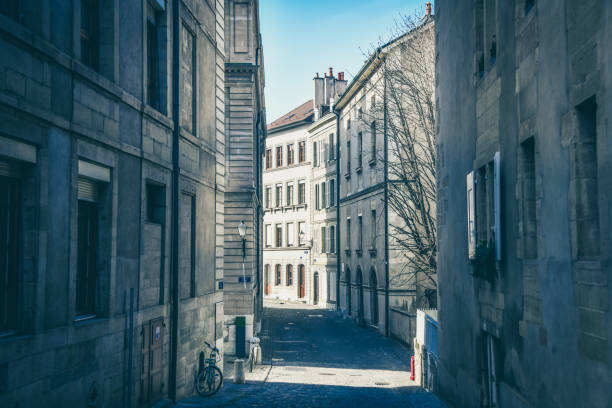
[334,110,341,313]
[169,0,180,400]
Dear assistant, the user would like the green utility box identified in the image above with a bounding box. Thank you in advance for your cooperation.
[235,316,246,357]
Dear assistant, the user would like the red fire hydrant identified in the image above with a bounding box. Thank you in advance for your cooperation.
[410,355,415,381]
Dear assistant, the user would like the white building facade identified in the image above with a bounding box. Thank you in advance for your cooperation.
[263,102,314,303]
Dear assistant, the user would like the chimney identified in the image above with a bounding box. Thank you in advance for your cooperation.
[426,2,431,16]
[338,72,344,81]
[314,73,325,110]
[329,67,334,78]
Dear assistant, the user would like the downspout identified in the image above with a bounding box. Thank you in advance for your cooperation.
[334,110,341,312]
[169,0,180,401]
[383,71,390,337]
[254,46,263,327]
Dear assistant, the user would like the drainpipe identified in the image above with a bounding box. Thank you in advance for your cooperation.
[383,73,390,337]
[334,110,341,313]
[254,45,264,328]
[169,0,180,401]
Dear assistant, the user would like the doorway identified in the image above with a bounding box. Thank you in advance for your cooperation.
[345,267,351,316]
[313,272,319,304]
[298,264,305,298]
[264,264,270,295]
[369,268,378,326]
[140,318,164,406]
[356,267,364,325]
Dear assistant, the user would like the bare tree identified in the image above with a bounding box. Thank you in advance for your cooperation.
[362,12,436,308]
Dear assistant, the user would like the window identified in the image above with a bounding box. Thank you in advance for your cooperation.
[76,182,100,316]
[286,265,293,286]
[573,96,599,260]
[0,176,19,332]
[475,0,498,76]
[330,225,336,254]
[358,108,363,119]
[275,146,283,167]
[346,140,351,175]
[298,222,306,246]
[80,0,100,71]
[473,152,501,260]
[347,118,351,129]
[321,227,327,253]
[265,224,272,247]
[519,138,537,259]
[265,186,271,208]
[315,184,320,210]
[287,144,295,166]
[329,134,335,160]
[357,132,363,168]
[265,149,272,169]
[180,25,196,134]
[298,141,306,163]
[480,333,500,407]
[287,223,295,247]
[370,210,376,249]
[146,183,165,224]
[286,183,294,206]
[275,185,282,207]
[275,264,281,285]
[146,2,164,111]
[298,182,305,204]
[524,0,534,15]
[358,215,363,251]
[329,179,335,207]
[0,0,21,22]
[313,142,319,167]
[321,182,326,208]
[346,218,351,250]
[370,122,377,163]
[275,224,282,247]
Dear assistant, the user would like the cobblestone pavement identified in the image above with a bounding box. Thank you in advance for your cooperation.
[176,299,448,408]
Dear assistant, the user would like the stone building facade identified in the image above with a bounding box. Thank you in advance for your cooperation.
[222,0,266,359]
[308,69,347,308]
[335,19,435,343]
[263,101,314,303]
[435,0,612,407]
[0,0,262,406]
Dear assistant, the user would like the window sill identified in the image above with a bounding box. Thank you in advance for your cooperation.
[368,158,376,167]
[344,172,351,180]
[356,166,363,174]
[356,249,363,257]
[73,314,107,326]
[369,248,378,257]
[345,249,352,255]
[0,329,19,340]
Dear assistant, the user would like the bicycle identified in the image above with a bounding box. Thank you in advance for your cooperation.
[196,341,223,397]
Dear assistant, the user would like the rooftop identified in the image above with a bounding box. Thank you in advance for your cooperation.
[267,99,314,132]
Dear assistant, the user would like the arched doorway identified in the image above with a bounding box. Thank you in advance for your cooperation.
[264,264,270,295]
[370,268,378,326]
[345,267,351,316]
[297,264,305,298]
[313,272,319,305]
[356,267,364,326]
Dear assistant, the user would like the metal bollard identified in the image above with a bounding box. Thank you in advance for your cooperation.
[234,359,246,384]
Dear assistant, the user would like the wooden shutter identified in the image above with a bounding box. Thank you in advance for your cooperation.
[467,171,476,259]
[493,152,501,261]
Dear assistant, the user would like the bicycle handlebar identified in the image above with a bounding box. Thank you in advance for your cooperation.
[204,341,219,352]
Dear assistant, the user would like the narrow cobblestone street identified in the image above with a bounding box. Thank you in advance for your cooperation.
[176,300,447,408]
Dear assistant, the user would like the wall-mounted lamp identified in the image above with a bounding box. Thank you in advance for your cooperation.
[238,220,247,288]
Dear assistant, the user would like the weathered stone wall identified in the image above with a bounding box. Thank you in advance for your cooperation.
[0,0,226,405]
[435,0,612,407]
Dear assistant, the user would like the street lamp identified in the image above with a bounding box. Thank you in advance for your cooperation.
[238,220,247,288]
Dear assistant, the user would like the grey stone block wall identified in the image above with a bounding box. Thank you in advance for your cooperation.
[435,1,612,407]
[0,0,232,405]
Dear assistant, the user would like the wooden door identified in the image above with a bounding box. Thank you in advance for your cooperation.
[264,268,270,295]
[298,265,305,298]
[313,272,319,304]
[141,318,164,406]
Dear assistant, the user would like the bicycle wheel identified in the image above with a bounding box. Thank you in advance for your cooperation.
[196,366,223,397]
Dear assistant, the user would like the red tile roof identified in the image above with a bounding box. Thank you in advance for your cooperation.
[267,100,314,131]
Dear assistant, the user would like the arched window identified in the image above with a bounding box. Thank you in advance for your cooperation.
[275,264,281,285]
[286,264,293,286]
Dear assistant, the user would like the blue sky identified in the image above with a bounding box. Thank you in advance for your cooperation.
[260,0,429,122]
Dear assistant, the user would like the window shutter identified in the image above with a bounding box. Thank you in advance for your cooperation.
[494,151,501,261]
[78,178,98,202]
[467,171,476,259]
